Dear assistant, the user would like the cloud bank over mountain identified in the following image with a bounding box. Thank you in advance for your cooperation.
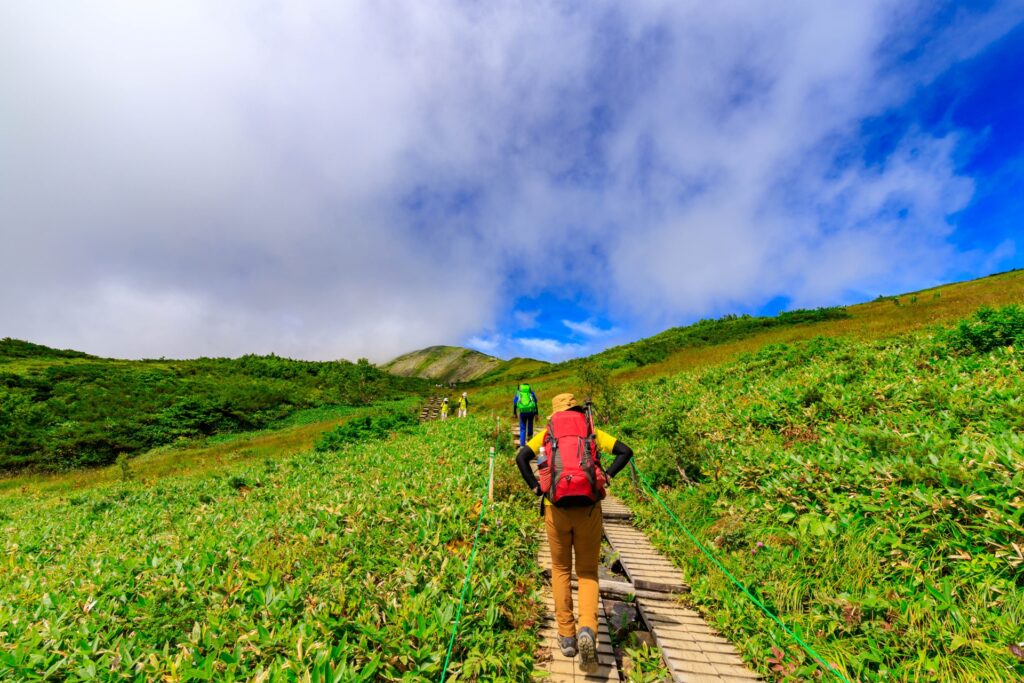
[2,1,1022,361]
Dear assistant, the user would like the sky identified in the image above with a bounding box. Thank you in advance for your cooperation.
[2,1,1023,363]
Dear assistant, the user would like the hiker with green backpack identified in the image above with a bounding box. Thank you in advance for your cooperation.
[512,382,539,447]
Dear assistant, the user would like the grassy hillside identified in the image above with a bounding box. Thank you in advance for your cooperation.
[381,345,507,383]
[0,419,544,681]
[465,269,1024,417]
[610,304,1024,681]
[616,267,1024,382]
[2,271,1023,681]
[0,340,427,472]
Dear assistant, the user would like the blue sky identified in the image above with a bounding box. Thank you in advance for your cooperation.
[2,2,1023,362]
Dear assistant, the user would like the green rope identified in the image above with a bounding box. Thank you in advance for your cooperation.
[439,426,499,682]
[632,465,851,683]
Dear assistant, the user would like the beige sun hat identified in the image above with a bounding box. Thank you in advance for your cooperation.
[549,392,577,417]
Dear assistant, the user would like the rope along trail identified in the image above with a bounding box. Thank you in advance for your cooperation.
[437,425,500,682]
[436,422,837,681]
[631,463,852,683]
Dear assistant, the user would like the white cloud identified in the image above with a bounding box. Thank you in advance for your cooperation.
[466,335,500,354]
[1,1,1020,360]
[467,333,589,362]
[562,319,616,338]
[516,337,588,362]
[513,310,540,330]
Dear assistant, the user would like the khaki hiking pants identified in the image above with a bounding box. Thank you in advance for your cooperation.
[545,501,603,637]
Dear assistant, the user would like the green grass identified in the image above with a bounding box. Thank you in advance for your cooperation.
[0,419,543,681]
[608,308,1024,681]
[3,270,1024,682]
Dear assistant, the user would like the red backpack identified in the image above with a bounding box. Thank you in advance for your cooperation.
[538,409,607,506]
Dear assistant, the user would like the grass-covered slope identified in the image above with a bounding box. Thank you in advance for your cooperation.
[381,346,507,383]
[0,340,427,472]
[616,267,1024,381]
[0,419,542,681]
[612,305,1024,682]
[466,269,1024,418]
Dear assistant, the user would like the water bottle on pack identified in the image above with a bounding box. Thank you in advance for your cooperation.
[537,445,547,469]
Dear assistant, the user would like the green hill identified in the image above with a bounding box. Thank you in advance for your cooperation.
[468,268,1024,415]
[611,303,1024,681]
[0,340,427,472]
[381,345,546,383]
[2,272,1024,681]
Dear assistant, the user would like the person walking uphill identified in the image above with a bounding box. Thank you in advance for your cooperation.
[457,392,469,418]
[515,393,634,673]
[440,397,449,420]
[512,382,539,447]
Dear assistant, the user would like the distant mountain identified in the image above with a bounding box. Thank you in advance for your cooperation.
[380,345,530,383]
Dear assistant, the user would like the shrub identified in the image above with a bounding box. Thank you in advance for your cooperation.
[116,453,134,482]
[314,409,418,451]
[227,475,253,491]
[576,360,621,423]
[800,387,824,407]
[940,304,1024,355]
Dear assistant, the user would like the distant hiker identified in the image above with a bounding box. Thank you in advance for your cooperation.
[440,397,449,420]
[457,392,469,418]
[515,393,634,673]
[512,382,539,447]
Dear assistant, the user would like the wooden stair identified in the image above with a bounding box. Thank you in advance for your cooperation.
[532,494,760,682]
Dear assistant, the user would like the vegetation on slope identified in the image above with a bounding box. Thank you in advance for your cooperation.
[611,304,1024,682]
[2,273,1022,682]
[466,269,1024,418]
[0,341,426,472]
[593,307,851,369]
[0,419,543,681]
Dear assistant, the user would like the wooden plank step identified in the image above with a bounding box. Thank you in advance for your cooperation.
[604,522,688,594]
[534,531,622,682]
[600,494,632,520]
[635,596,761,682]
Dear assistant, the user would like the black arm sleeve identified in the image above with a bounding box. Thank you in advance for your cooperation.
[604,440,634,479]
[515,445,539,491]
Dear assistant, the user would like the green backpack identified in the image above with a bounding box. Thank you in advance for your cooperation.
[517,385,537,413]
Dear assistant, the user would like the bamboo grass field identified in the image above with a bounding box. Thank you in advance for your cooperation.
[2,271,1023,681]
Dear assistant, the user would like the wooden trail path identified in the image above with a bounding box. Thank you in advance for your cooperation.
[533,493,760,683]
[419,396,443,421]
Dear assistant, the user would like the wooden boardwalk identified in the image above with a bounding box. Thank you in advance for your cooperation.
[604,521,688,594]
[419,396,443,421]
[533,494,760,682]
[534,590,621,682]
[637,596,760,682]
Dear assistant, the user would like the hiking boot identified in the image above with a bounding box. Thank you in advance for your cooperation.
[577,626,598,673]
[557,634,577,657]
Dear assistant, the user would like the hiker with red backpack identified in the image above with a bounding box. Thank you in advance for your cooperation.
[512,382,539,446]
[514,393,634,673]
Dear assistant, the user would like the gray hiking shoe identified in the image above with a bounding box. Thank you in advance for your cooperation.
[557,634,577,657]
[577,626,598,673]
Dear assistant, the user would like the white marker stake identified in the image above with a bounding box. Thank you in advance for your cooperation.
[488,446,495,502]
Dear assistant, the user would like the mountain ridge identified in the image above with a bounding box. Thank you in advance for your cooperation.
[379,345,518,383]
